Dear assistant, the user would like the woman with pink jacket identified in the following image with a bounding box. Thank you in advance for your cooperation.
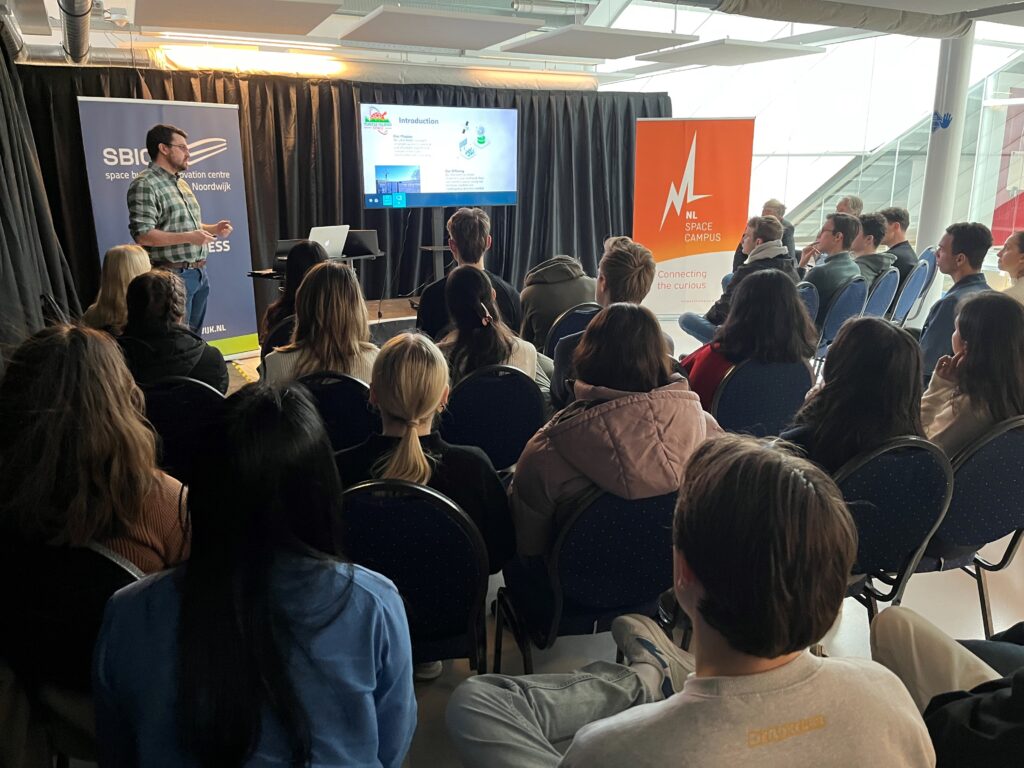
[510,303,723,560]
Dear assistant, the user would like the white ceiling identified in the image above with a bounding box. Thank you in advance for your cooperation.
[500,24,696,57]
[828,0,1016,12]
[337,6,546,50]
[637,38,825,66]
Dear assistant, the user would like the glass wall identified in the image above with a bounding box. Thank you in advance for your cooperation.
[601,3,1024,288]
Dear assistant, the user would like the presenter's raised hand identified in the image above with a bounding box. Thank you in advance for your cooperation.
[212,220,233,237]
[187,229,217,246]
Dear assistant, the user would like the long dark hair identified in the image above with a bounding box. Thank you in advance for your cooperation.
[716,270,816,362]
[178,383,348,767]
[573,303,671,393]
[955,292,1024,422]
[443,265,514,380]
[791,317,923,472]
[263,241,327,336]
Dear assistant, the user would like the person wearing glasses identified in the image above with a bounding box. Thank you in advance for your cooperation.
[799,213,862,325]
[127,124,233,333]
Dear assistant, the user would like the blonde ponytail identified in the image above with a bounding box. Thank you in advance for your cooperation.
[370,333,449,485]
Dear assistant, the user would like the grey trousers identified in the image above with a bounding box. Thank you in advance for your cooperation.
[445,661,653,768]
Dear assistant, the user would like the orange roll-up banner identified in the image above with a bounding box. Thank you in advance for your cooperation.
[633,118,755,317]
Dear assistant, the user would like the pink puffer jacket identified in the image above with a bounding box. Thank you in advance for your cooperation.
[509,378,723,558]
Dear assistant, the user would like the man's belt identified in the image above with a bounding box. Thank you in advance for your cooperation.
[154,259,207,270]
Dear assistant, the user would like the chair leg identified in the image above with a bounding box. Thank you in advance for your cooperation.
[975,566,995,640]
[476,613,488,675]
[493,590,507,674]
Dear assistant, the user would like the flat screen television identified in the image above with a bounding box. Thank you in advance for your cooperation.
[358,103,518,209]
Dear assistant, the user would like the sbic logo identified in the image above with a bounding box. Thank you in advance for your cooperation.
[102,138,229,167]
[209,239,231,253]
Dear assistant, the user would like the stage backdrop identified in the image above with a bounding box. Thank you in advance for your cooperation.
[633,118,754,318]
[77,97,257,354]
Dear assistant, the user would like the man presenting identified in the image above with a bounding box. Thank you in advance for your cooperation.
[128,124,232,333]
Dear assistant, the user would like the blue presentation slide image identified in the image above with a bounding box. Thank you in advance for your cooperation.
[375,165,421,195]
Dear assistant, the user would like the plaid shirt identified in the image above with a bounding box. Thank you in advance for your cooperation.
[127,163,207,265]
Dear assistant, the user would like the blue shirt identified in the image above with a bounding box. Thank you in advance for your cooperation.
[919,272,990,377]
[93,556,416,767]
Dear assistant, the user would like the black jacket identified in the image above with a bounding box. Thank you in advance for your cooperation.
[888,240,919,285]
[118,326,229,393]
[707,248,799,326]
[336,433,515,572]
[416,268,522,341]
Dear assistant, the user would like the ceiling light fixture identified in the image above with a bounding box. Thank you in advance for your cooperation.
[157,45,344,77]
[155,32,335,52]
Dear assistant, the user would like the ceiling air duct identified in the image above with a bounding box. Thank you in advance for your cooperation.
[59,0,92,63]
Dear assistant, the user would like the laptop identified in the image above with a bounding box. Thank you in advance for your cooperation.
[344,229,381,257]
[308,225,350,260]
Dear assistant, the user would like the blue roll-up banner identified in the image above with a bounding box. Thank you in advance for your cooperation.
[77,97,257,355]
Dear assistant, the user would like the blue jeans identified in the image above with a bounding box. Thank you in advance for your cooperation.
[178,266,210,333]
[677,312,717,345]
[446,662,651,768]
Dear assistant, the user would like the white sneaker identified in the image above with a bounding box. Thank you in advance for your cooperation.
[414,661,444,681]
[612,614,694,697]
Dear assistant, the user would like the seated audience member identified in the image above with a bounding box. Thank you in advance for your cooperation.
[853,212,897,285]
[511,303,721,560]
[448,435,935,768]
[997,230,1024,306]
[438,265,549,393]
[836,194,864,216]
[0,325,189,692]
[681,270,816,411]
[337,333,514,574]
[260,239,327,340]
[680,215,798,345]
[81,244,151,335]
[93,383,416,766]
[519,254,597,352]
[920,222,992,377]
[551,235,657,408]
[118,270,229,393]
[872,607,1024,767]
[416,207,521,340]
[799,213,862,324]
[731,199,796,269]
[263,261,378,385]
[880,206,918,285]
[782,317,924,473]
[921,292,1024,457]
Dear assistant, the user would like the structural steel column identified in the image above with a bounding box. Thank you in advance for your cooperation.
[910,23,975,328]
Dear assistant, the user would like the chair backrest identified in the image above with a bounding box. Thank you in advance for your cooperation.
[890,259,930,326]
[261,314,296,361]
[143,376,226,483]
[711,360,813,437]
[341,481,488,651]
[544,302,602,357]
[862,268,901,317]
[918,246,938,296]
[552,492,676,609]
[440,365,546,470]
[796,281,819,323]
[835,437,952,593]
[928,417,1024,557]
[818,275,868,352]
[297,371,381,451]
[0,541,141,690]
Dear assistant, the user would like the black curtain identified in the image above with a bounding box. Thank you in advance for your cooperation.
[0,50,79,367]
[18,65,670,315]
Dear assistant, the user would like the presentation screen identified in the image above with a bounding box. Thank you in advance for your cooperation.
[359,103,518,209]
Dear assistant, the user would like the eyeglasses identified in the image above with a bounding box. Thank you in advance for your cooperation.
[165,143,189,152]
